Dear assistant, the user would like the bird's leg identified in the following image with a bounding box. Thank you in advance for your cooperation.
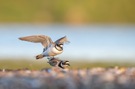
[47,57,51,61]
[47,56,54,61]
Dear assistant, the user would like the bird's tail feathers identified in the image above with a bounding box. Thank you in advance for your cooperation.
[36,54,44,59]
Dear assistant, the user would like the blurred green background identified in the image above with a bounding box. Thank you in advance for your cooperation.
[0,0,135,24]
[0,0,135,70]
[1,59,135,70]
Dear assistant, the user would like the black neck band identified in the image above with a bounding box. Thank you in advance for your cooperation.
[58,61,64,69]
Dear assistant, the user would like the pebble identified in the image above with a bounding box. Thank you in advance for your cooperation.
[0,67,135,89]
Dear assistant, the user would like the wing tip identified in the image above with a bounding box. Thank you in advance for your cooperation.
[18,37,23,40]
[64,35,67,38]
[18,37,22,40]
[62,36,70,44]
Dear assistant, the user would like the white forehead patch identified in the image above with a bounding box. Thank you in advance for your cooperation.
[60,44,63,47]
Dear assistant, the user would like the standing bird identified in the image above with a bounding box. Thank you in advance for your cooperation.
[19,35,69,59]
[47,57,70,69]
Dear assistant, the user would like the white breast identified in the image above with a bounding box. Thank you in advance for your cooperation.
[43,45,63,56]
[51,47,63,54]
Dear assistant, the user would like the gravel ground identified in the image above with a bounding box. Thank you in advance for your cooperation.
[0,67,135,89]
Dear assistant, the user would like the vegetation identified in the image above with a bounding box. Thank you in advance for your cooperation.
[0,59,135,70]
[0,0,135,23]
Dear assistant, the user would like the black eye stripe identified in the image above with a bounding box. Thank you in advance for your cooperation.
[55,44,63,51]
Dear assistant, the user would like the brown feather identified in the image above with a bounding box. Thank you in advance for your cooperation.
[19,35,53,47]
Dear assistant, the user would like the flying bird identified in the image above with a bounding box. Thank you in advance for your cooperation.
[19,35,69,59]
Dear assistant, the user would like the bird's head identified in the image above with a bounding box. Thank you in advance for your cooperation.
[62,60,70,66]
[55,43,63,51]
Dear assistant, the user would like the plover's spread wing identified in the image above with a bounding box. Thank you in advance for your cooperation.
[19,35,53,47]
[55,36,70,44]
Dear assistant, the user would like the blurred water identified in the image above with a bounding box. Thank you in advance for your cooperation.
[0,24,135,61]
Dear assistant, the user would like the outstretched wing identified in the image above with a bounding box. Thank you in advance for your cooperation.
[55,36,70,44]
[19,35,53,47]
